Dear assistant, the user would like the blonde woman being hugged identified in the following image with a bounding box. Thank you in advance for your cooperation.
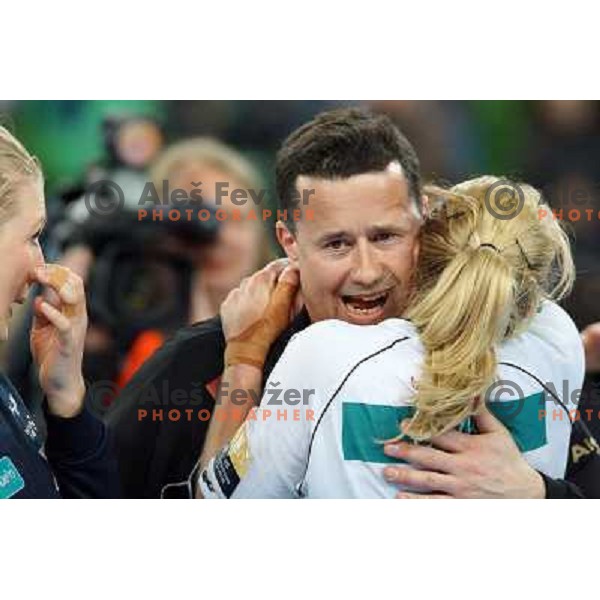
[199,176,583,498]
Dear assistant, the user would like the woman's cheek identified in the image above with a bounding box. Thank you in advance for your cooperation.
[230,224,261,265]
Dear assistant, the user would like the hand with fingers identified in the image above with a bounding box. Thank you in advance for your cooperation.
[30,264,89,418]
[582,322,600,373]
[222,258,301,369]
[382,403,545,499]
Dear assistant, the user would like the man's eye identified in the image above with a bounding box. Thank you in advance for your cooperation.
[325,239,348,251]
[373,232,397,243]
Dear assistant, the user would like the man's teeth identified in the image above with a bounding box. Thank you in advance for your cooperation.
[345,292,388,302]
[343,292,389,314]
[347,305,381,315]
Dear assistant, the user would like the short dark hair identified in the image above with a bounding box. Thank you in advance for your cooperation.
[275,107,422,227]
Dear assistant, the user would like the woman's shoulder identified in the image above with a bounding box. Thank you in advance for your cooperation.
[268,317,419,403]
[499,300,585,380]
[283,317,418,371]
[525,300,582,351]
[299,316,415,344]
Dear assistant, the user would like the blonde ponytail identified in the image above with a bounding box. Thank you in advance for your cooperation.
[401,176,575,441]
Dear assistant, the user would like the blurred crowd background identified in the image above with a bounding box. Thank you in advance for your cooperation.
[0,100,598,420]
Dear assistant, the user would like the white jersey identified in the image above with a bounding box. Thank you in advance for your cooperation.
[199,301,584,499]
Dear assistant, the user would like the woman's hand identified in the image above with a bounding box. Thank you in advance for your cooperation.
[30,264,88,418]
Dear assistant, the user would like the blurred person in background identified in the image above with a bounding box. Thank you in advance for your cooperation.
[150,137,273,324]
[0,125,118,498]
[10,101,164,192]
[110,137,274,390]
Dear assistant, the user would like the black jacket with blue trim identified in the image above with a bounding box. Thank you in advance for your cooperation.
[0,372,119,499]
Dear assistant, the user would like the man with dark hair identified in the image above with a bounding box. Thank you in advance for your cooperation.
[276,108,423,221]
[108,106,587,499]
[272,107,423,327]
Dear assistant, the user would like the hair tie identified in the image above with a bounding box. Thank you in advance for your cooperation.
[478,243,500,253]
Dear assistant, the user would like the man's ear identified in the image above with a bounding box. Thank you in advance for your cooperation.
[275,220,299,264]
[412,233,421,268]
[420,194,430,220]
[412,206,423,269]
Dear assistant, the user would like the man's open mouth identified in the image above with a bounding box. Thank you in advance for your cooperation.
[341,290,391,317]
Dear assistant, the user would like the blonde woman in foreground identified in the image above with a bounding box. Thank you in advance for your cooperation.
[199,176,584,498]
[0,126,118,498]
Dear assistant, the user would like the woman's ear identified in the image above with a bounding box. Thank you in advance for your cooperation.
[275,221,299,264]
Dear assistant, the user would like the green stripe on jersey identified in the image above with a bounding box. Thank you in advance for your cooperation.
[342,403,414,464]
[487,391,547,452]
[342,392,547,464]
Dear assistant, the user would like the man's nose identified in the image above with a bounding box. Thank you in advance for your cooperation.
[350,240,383,287]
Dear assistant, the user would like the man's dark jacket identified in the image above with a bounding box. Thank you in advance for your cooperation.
[107,312,309,498]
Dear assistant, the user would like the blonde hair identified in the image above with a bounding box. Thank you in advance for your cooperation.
[151,137,262,193]
[151,137,274,267]
[0,125,42,226]
[401,175,575,441]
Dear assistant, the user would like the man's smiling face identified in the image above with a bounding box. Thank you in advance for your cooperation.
[277,163,422,325]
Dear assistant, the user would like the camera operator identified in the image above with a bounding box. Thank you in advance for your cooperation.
[101,138,275,394]
[106,137,275,395]
[62,198,221,406]
[149,137,274,324]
